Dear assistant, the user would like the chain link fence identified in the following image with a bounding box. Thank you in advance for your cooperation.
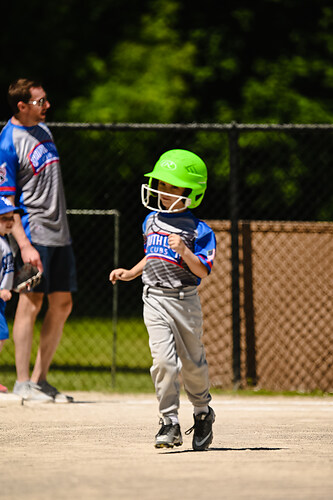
[1,122,332,393]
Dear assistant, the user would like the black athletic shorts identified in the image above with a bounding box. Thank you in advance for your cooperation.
[16,244,77,294]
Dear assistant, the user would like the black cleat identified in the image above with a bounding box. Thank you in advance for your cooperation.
[185,406,215,451]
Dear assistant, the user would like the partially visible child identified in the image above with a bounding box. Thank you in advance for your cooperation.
[110,149,216,451]
[0,196,22,393]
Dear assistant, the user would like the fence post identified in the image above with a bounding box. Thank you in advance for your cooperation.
[66,209,120,388]
[228,123,242,388]
[111,212,120,388]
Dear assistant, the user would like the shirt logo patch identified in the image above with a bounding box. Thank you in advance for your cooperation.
[207,248,215,262]
[28,141,59,175]
[0,163,7,184]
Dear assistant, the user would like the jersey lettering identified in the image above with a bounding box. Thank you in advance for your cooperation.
[146,232,180,263]
[28,141,59,175]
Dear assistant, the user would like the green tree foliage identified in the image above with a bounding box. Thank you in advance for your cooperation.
[66,1,197,122]
[1,1,333,124]
[63,1,333,124]
[177,1,333,124]
[1,1,332,223]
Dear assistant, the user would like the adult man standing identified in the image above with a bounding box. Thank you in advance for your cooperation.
[0,78,77,402]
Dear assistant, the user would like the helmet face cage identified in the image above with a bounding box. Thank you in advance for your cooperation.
[141,183,192,213]
[141,149,207,213]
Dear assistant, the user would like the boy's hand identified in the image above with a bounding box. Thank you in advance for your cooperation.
[109,257,146,284]
[168,234,186,255]
[109,268,132,284]
[0,289,12,302]
[169,233,208,279]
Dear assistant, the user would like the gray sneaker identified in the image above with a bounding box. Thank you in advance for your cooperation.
[155,417,183,449]
[13,381,53,403]
[38,380,74,403]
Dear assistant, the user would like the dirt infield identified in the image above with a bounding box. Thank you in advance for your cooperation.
[1,393,332,500]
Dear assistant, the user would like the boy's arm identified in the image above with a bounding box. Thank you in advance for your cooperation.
[168,234,208,279]
[109,257,147,285]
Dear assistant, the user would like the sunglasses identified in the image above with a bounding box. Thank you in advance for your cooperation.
[28,96,48,107]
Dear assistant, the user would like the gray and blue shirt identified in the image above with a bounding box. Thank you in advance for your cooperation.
[0,119,71,246]
[142,210,216,289]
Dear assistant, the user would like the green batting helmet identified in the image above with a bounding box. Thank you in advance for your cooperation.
[142,149,207,211]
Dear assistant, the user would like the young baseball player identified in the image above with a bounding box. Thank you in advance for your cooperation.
[0,197,22,393]
[110,149,216,451]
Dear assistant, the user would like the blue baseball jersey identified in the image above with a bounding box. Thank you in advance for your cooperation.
[0,119,71,246]
[0,235,14,340]
[142,210,216,288]
[0,235,14,291]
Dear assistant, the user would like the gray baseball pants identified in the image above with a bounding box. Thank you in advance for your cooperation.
[142,285,211,417]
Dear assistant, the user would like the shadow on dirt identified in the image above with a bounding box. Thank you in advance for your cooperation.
[160,446,285,454]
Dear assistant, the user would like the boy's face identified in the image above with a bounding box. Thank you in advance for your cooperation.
[157,181,187,211]
[0,212,15,235]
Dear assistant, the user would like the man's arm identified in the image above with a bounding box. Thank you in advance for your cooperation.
[6,195,43,272]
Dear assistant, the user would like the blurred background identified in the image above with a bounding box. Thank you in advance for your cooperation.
[2,1,333,124]
[0,1,332,393]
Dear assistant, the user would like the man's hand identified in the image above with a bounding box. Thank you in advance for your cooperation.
[20,243,43,273]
